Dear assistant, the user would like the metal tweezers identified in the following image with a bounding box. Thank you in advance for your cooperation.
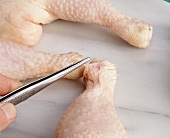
[0,57,90,106]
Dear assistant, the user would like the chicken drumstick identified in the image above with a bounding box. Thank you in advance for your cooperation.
[0,39,84,81]
[0,0,152,48]
[54,61,127,138]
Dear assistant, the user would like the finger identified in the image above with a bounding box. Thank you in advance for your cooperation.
[0,74,23,96]
[0,103,17,132]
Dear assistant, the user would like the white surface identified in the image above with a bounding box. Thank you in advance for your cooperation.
[1,0,170,138]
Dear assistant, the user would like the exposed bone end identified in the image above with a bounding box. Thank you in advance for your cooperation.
[83,60,117,86]
[127,21,153,48]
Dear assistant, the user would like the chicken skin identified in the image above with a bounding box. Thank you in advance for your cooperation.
[0,0,152,48]
[54,61,127,138]
[0,39,84,81]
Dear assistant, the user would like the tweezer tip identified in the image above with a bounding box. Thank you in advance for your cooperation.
[84,57,91,61]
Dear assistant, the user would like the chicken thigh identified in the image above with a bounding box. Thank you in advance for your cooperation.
[54,61,127,138]
[0,0,152,48]
[0,39,84,81]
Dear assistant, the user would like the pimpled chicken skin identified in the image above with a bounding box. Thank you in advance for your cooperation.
[0,1,139,137]
[0,0,152,48]
[54,61,127,138]
[0,39,84,81]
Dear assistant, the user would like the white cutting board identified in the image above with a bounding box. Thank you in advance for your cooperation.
[1,0,170,138]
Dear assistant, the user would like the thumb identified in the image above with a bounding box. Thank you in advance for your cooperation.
[0,74,23,96]
[0,103,16,132]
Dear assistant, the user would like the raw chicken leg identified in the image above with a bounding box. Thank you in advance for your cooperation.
[49,0,152,48]
[0,0,152,48]
[0,39,84,81]
[54,61,127,138]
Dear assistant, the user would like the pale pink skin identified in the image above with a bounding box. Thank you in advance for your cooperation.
[0,39,84,81]
[0,1,135,136]
[54,61,127,138]
[0,0,152,48]
[0,40,127,137]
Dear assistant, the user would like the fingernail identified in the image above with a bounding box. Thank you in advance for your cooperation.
[1,103,16,121]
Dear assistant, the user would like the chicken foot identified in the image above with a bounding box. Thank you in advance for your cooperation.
[0,39,84,81]
[54,60,127,138]
[0,0,152,48]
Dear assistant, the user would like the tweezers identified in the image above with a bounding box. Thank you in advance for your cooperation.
[0,57,90,106]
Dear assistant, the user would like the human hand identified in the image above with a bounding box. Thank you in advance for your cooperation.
[0,74,23,131]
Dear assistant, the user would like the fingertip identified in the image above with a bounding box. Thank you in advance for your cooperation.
[1,103,17,121]
[0,103,16,131]
[0,74,23,96]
